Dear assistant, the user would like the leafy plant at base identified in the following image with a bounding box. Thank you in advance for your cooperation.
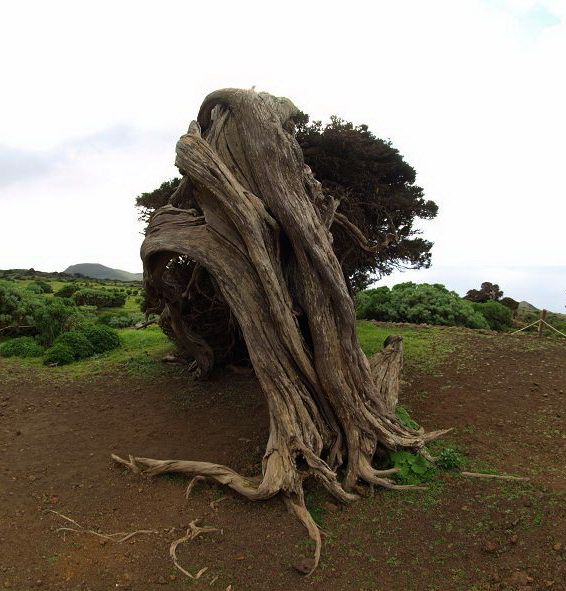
[395,404,420,430]
[0,336,43,358]
[389,451,437,485]
[44,343,75,366]
[82,324,121,353]
[53,331,94,360]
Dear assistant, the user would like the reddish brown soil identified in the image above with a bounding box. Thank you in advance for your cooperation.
[1,330,565,590]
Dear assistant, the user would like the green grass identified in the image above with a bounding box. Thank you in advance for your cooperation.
[0,325,174,379]
[356,320,455,372]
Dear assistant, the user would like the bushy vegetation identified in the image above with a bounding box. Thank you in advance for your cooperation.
[0,336,43,358]
[356,283,489,329]
[55,284,80,298]
[472,301,513,331]
[52,331,94,360]
[72,289,126,308]
[98,311,145,328]
[26,280,53,294]
[34,298,78,345]
[0,281,37,335]
[44,343,75,366]
[81,324,121,353]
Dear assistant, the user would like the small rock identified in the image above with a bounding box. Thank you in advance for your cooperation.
[508,571,533,585]
[157,576,167,585]
[294,558,315,575]
[235,555,245,561]
[483,540,497,553]
[553,542,562,551]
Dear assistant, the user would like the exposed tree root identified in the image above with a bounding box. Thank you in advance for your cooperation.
[170,519,220,580]
[49,510,158,543]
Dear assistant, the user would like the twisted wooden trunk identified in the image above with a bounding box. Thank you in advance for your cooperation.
[114,89,446,572]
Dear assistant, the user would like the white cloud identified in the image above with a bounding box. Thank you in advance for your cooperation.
[0,0,564,304]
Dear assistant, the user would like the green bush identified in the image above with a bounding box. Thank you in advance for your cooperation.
[53,331,94,360]
[72,289,126,308]
[25,281,52,294]
[82,324,121,353]
[0,281,37,334]
[97,311,145,328]
[34,298,78,346]
[44,343,75,366]
[0,336,43,358]
[55,284,80,298]
[472,301,513,331]
[356,283,489,329]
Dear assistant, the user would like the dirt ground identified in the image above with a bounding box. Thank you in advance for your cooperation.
[1,329,565,590]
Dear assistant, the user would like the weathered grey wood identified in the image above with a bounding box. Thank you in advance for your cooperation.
[117,89,447,572]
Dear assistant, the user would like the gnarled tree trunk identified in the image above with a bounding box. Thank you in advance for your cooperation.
[113,89,446,572]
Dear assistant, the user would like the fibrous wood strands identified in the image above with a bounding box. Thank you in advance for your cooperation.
[113,89,448,573]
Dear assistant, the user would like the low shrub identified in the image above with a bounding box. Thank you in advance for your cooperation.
[98,311,145,328]
[82,324,121,353]
[44,343,75,366]
[72,289,126,308]
[26,281,53,294]
[0,336,43,358]
[53,331,94,360]
[34,298,78,346]
[55,284,80,298]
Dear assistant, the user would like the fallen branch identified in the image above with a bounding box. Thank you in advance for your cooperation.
[460,472,530,481]
[49,510,158,542]
[170,519,220,580]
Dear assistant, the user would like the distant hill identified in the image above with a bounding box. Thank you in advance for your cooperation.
[64,263,143,282]
[518,300,538,312]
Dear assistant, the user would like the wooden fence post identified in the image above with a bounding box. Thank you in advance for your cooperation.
[538,309,547,337]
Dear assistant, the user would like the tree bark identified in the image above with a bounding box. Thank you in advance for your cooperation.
[114,89,447,572]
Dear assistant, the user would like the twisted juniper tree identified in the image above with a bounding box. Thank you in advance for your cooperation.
[114,89,446,571]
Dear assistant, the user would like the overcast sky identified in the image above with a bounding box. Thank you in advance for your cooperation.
[0,0,564,310]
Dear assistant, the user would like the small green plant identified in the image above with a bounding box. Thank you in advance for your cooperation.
[436,447,465,469]
[395,405,420,430]
[389,450,436,485]
[0,336,43,358]
[44,343,75,366]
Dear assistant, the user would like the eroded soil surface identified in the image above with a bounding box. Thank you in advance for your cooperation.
[1,329,565,590]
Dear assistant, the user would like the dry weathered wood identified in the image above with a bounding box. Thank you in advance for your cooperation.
[115,89,447,571]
